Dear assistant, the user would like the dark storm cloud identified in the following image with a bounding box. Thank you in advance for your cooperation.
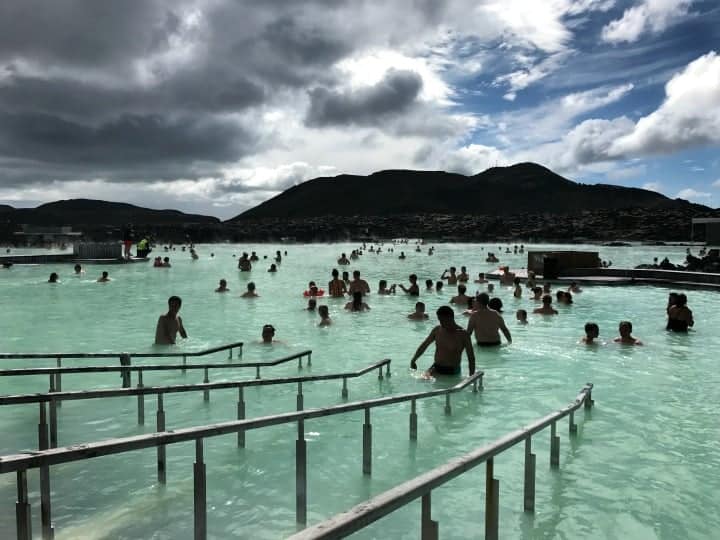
[0,1,177,67]
[305,69,423,126]
[0,111,255,166]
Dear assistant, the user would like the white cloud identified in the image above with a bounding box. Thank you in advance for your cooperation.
[610,51,720,157]
[642,181,662,192]
[494,51,571,95]
[675,187,711,202]
[432,144,508,175]
[607,164,647,180]
[711,179,720,188]
[602,0,694,44]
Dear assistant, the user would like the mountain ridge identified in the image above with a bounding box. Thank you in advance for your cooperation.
[231,162,709,220]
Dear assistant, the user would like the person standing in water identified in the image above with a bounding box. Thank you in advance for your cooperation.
[154,296,187,345]
[466,293,512,346]
[410,306,475,376]
[328,269,347,297]
[614,321,642,345]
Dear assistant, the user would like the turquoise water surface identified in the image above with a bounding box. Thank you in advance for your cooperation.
[0,243,718,539]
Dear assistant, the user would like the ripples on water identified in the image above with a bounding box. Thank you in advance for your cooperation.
[0,243,718,539]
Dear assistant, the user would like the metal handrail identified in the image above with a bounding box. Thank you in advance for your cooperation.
[289,383,595,540]
[0,359,391,450]
[0,341,244,394]
[0,349,312,390]
[0,341,244,360]
[3,370,483,540]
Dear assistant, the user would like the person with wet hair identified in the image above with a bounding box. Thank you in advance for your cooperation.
[410,306,475,376]
[667,293,693,332]
[581,322,599,344]
[614,321,642,345]
[466,293,511,346]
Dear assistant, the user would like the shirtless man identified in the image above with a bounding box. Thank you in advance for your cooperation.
[614,321,643,345]
[238,253,251,271]
[242,282,259,298]
[261,324,278,344]
[533,295,558,315]
[154,296,187,345]
[474,272,487,284]
[457,266,469,282]
[215,279,229,293]
[581,322,599,344]
[399,274,420,296]
[466,293,511,346]
[328,269,347,297]
[450,284,470,306]
[500,266,515,286]
[337,253,350,265]
[347,270,370,296]
[408,302,429,320]
[345,291,370,311]
[97,271,110,283]
[378,280,396,294]
[410,306,475,376]
[441,267,458,285]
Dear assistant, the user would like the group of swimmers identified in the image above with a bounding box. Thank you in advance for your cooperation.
[47,264,112,283]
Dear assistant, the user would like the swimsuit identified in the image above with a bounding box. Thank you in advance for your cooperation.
[477,341,501,347]
[430,364,461,375]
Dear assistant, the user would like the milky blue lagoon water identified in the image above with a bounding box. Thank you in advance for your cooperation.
[0,243,718,539]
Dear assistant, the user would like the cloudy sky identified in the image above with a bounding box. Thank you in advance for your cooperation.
[0,0,718,218]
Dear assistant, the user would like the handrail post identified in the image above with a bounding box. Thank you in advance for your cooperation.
[120,353,131,388]
[523,437,536,512]
[40,463,53,540]
[409,399,418,441]
[362,408,372,475]
[48,377,58,449]
[584,387,594,409]
[16,470,32,540]
[298,354,303,370]
[297,382,304,411]
[255,366,260,380]
[377,366,383,380]
[341,377,348,399]
[569,411,577,434]
[485,458,499,540]
[203,368,210,402]
[307,351,311,367]
[157,393,166,484]
[193,439,207,540]
[296,419,307,525]
[421,492,438,540]
[55,357,62,408]
[182,355,187,374]
[479,372,484,389]
[237,387,245,448]
[385,360,391,378]
[228,346,233,360]
[137,369,145,425]
[444,393,451,415]
[550,421,560,468]
[38,402,49,451]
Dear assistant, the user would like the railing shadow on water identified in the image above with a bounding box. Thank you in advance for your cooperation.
[1,370,484,540]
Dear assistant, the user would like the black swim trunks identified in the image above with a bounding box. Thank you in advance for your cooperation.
[429,364,461,375]
[477,341,501,347]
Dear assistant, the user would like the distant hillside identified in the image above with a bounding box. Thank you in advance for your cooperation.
[230,162,709,220]
[0,204,14,214]
[5,199,219,226]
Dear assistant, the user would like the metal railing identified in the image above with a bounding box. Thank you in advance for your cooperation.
[0,341,244,391]
[289,383,594,540]
[0,359,391,450]
[1,371,483,540]
[0,349,312,391]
